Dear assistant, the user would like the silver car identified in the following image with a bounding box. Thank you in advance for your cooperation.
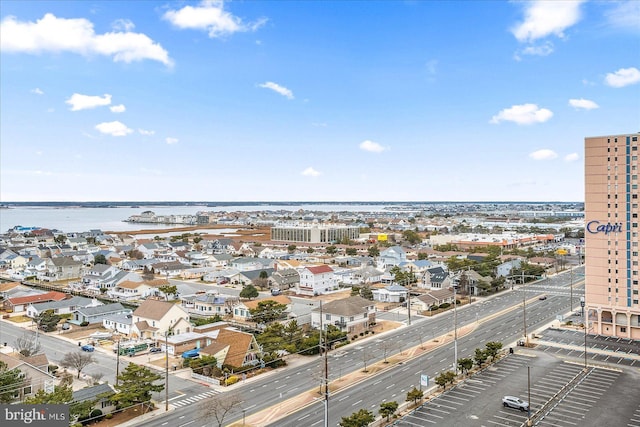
[502,396,529,411]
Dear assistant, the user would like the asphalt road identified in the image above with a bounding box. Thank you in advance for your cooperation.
[135,267,587,427]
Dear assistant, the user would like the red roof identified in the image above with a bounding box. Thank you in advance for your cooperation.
[8,291,67,306]
[306,265,334,275]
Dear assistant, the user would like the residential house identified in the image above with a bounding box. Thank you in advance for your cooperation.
[71,303,131,325]
[372,283,408,303]
[180,291,239,317]
[413,288,456,311]
[199,326,262,368]
[179,267,217,280]
[377,246,407,269]
[0,249,28,270]
[310,296,376,335]
[239,268,275,287]
[420,266,453,290]
[131,299,190,340]
[26,296,100,318]
[230,257,275,272]
[50,256,83,281]
[3,291,67,313]
[496,259,523,278]
[297,265,338,296]
[452,270,492,296]
[0,352,55,402]
[102,313,134,335]
[233,295,292,322]
[271,268,300,291]
[72,383,117,416]
[107,278,172,301]
[338,265,382,286]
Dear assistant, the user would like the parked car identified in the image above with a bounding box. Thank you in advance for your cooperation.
[149,347,162,353]
[539,295,547,300]
[502,396,529,411]
[81,344,95,352]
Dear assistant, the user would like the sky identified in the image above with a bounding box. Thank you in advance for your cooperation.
[1,0,639,203]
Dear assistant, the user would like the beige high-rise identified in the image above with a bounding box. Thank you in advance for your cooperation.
[585,133,640,339]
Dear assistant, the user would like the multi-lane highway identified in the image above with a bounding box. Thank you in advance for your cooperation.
[135,267,585,427]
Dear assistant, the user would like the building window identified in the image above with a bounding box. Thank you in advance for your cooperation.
[620,327,626,333]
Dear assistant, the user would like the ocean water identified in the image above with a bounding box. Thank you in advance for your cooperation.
[0,203,392,233]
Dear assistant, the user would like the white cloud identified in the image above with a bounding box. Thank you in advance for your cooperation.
[259,81,294,99]
[605,67,640,88]
[519,41,554,57]
[568,98,599,110]
[111,18,135,32]
[529,149,558,160]
[30,88,44,95]
[110,104,126,113]
[511,0,584,42]
[605,1,640,32]
[138,129,155,136]
[301,167,321,177]
[95,121,133,136]
[490,103,553,125]
[359,140,387,153]
[565,153,580,162]
[66,93,111,111]
[163,0,267,38]
[0,13,173,66]
[165,137,179,145]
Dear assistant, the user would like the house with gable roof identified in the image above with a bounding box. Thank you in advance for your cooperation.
[198,325,262,368]
[132,299,191,340]
[26,296,99,318]
[3,291,67,313]
[420,266,453,290]
[72,383,117,417]
[297,265,337,296]
[233,295,292,321]
[70,303,131,325]
[310,295,376,334]
[0,352,55,402]
[377,245,407,269]
[372,283,408,303]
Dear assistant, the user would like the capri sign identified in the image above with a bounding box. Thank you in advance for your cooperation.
[586,221,623,234]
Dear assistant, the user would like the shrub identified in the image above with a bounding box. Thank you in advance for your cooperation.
[439,303,451,310]
[225,375,239,386]
[80,321,89,327]
[105,413,113,419]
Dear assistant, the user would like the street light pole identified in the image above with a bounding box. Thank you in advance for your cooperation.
[522,270,528,344]
[165,331,169,411]
[527,366,531,425]
[570,266,573,314]
[581,297,587,370]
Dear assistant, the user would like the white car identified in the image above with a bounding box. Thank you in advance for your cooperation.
[502,396,529,411]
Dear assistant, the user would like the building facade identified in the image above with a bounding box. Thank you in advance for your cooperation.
[585,133,640,339]
[270,224,360,243]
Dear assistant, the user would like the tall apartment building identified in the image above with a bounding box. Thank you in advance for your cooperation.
[271,224,360,243]
[584,132,640,339]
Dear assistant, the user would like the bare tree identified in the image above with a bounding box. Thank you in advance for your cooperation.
[88,372,104,386]
[59,352,96,379]
[14,333,42,357]
[376,339,395,364]
[198,393,243,427]
[361,348,374,373]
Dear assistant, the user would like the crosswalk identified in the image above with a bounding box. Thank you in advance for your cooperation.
[171,390,218,407]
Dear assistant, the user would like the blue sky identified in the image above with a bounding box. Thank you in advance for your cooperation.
[1,0,638,202]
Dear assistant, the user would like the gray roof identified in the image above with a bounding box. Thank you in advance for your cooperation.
[72,383,116,403]
[103,313,133,325]
[29,296,94,312]
[240,268,275,281]
[75,303,128,317]
[312,296,374,316]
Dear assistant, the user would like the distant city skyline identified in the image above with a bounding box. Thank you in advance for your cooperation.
[1,1,638,202]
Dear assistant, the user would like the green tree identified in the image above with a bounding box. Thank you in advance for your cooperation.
[417,252,429,260]
[435,372,449,390]
[93,254,107,265]
[24,384,72,404]
[367,245,379,257]
[112,363,164,409]
[283,320,303,346]
[54,234,67,244]
[350,286,361,296]
[345,247,357,256]
[406,387,424,405]
[326,245,337,255]
[485,341,503,361]
[35,309,62,332]
[474,348,488,368]
[287,244,297,253]
[0,361,23,403]
[402,230,421,245]
[457,357,474,376]
[256,323,288,353]
[250,300,288,324]
[307,247,315,254]
[360,285,373,300]
[158,284,178,300]
[379,401,399,421]
[339,408,375,427]
[239,284,259,300]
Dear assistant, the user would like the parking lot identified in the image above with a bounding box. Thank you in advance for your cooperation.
[394,349,640,427]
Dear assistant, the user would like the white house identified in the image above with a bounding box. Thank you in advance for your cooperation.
[310,296,376,335]
[372,283,408,303]
[131,299,191,340]
[298,265,338,296]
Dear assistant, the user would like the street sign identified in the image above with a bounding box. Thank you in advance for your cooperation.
[420,374,429,387]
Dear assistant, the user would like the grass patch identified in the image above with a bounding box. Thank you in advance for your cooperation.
[7,315,31,323]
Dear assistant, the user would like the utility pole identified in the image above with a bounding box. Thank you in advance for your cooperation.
[581,297,587,370]
[319,301,328,427]
[115,338,120,386]
[527,366,531,426]
[165,331,169,411]
[522,270,528,344]
[453,285,458,374]
[570,266,574,314]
